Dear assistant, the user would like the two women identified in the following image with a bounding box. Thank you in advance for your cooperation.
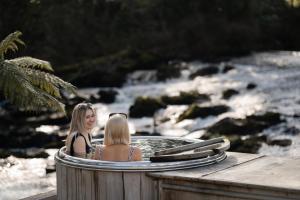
[66,103,142,161]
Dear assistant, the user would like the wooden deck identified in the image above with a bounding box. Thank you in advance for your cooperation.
[149,152,300,200]
[22,152,300,200]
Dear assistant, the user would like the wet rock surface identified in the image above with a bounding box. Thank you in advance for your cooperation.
[222,64,236,73]
[222,89,239,99]
[156,63,181,81]
[0,148,49,159]
[246,83,257,90]
[90,89,118,104]
[129,96,166,118]
[267,139,292,147]
[177,104,230,122]
[189,65,219,78]
[206,112,283,136]
[161,91,210,105]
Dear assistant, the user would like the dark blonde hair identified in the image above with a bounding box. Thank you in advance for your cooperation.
[104,114,130,145]
[68,103,95,136]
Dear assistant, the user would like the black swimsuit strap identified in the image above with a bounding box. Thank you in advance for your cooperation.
[70,133,92,156]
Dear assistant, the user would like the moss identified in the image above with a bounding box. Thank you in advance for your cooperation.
[177,104,229,122]
[129,96,166,118]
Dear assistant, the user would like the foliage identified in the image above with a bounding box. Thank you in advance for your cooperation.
[1,0,300,83]
[0,31,76,113]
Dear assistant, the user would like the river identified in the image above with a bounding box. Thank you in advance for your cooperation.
[1,51,300,199]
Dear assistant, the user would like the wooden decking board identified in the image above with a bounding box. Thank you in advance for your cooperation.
[148,152,263,180]
[148,152,300,199]
[159,182,299,200]
[202,155,300,192]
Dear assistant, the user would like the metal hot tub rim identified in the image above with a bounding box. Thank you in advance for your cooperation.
[55,136,228,172]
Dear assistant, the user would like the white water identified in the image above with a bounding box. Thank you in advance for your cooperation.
[1,51,300,199]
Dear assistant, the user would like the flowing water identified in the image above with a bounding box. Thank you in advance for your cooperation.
[1,51,300,199]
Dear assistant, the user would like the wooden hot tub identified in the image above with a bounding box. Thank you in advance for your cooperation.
[55,136,227,200]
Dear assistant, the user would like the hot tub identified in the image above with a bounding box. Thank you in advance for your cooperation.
[55,136,228,200]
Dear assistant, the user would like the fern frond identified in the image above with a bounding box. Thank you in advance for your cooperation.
[22,67,61,98]
[0,62,65,113]
[0,31,24,59]
[0,31,77,113]
[19,67,77,98]
[8,57,54,72]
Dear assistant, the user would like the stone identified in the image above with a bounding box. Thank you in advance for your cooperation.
[129,96,166,118]
[222,89,239,99]
[189,65,219,79]
[177,104,229,122]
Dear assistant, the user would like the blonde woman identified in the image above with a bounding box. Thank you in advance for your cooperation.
[65,102,96,158]
[94,113,142,161]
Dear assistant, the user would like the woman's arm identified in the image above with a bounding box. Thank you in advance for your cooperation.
[73,137,87,158]
[92,145,101,160]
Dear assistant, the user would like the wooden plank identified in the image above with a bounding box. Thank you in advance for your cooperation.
[161,187,244,200]
[154,137,224,156]
[141,173,158,200]
[67,167,76,200]
[82,170,96,200]
[203,155,300,193]
[56,163,62,200]
[123,172,141,200]
[151,139,230,162]
[148,152,263,180]
[60,164,67,200]
[76,169,84,200]
[194,143,222,152]
[96,171,107,200]
[151,150,216,162]
[160,180,300,200]
[96,171,124,200]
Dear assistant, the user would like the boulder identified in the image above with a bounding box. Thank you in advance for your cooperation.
[222,64,235,73]
[189,65,219,79]
[0,148,49,158]
[229,135,267,153]
[246,83,257,90]
[177,104,229,122]
[0,128,65,149]
[161,91,210,105]
[206,112,283,135]
[267,139,292,147]
[200,134,267,154]
[156,63,181,81]
[222,89,239,99]
[90,89,118,104]
[129,97,166,118]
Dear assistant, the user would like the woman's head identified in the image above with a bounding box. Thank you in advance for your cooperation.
[104,114,130,145]
[69,103,96,134]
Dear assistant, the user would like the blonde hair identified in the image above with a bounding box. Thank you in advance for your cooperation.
[68,103,95,136]
[104,114,130,145]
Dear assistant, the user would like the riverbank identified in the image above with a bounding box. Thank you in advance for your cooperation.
[1,51,300,199]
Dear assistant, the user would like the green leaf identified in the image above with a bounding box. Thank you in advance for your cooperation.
[8,57,54,72]
[0,31,24,58]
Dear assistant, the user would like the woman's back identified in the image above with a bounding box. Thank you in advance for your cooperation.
[98,144,142,161]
